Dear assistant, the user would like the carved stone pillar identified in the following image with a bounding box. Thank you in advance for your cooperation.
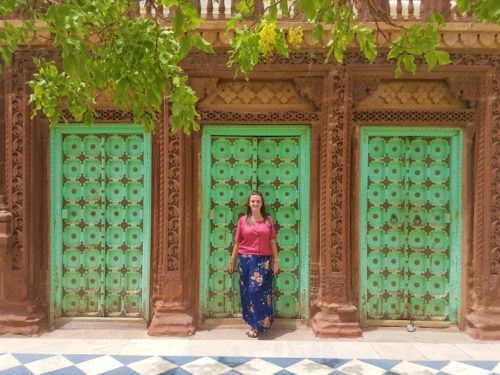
[464,58,500,339]
[0,50,46,334]
[310,68,361,338]
[148,97,196,336]
[0,71,12,253]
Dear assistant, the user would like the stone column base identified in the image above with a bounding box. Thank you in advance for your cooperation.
[465,309,500,340]
[310,305,362,338]
[0,311,46,335]
[148,309,196,336]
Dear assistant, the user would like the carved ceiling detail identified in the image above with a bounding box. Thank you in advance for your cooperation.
[198,80,317,112]
[355,80,468,110]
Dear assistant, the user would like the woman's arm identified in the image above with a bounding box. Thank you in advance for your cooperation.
[271,239,279,274]
[228,243,239,274]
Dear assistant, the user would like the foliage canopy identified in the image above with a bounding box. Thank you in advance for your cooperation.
[0,0,498,133]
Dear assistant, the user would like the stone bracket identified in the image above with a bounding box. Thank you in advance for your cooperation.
[0,206,13,252]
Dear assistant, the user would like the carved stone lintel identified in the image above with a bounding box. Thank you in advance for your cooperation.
[355,80,467,110]
[198,80,316,112]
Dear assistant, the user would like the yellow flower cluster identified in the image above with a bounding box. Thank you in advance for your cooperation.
[258,22,277,58]
[288,26,304,49]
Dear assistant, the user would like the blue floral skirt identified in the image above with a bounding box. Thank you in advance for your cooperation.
[238,254,274,333]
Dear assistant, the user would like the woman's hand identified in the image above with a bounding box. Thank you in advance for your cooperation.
[228,258,236,274]
[273,259,279,274]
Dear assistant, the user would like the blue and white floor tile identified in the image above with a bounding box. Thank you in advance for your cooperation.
[1,354,499,375]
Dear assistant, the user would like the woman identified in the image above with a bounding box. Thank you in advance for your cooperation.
[228,191,279,338]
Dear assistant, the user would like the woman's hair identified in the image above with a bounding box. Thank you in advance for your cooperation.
[245,191,271,225]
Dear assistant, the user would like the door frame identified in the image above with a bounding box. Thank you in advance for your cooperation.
[358,126,463,324]
[200,125,311,319]
[50,124,152,324]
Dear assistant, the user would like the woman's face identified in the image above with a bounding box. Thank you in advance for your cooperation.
[248,194,263,213]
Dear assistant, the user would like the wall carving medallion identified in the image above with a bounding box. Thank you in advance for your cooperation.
[198,80,317,112]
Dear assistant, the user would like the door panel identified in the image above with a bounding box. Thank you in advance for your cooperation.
[201,126,310,320]
[54,129,151,319]
[360,128,462,323]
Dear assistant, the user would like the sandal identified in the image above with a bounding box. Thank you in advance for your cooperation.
[246,329,258,338]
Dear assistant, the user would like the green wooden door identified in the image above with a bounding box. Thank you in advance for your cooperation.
[51,126,151,320]
[201,126,310,319]
[359,127,462,323]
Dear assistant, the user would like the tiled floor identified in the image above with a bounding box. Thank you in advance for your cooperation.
[0,326,499,374]
[1,353,500,374]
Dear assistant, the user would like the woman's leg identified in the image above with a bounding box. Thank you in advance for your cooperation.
[247,255,274,333]
[238,254,256,330]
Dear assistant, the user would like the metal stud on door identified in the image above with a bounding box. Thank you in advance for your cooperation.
[360,128,462,323]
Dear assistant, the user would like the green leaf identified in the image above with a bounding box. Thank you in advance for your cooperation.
[357,28,377,62]
[173,11,185,37]
[191,33,214,53]
[424,51,438,71]
[299,0,317,20]
[236,0,251,15]
[225,13,243,32]
[279,0,290,18]
[435,50,451,65]
[395,59,402,78]
[269,0,278,19]
[159,0,179,7]
[177,35,192,60]
[402,54,417,74]
[312,23,323,44]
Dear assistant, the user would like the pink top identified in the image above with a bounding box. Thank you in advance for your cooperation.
[234,215,277,256]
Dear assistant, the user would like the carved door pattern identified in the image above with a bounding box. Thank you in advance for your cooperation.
[201,126,311,320]
[51,126,152,320]
[359,127,463,323]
